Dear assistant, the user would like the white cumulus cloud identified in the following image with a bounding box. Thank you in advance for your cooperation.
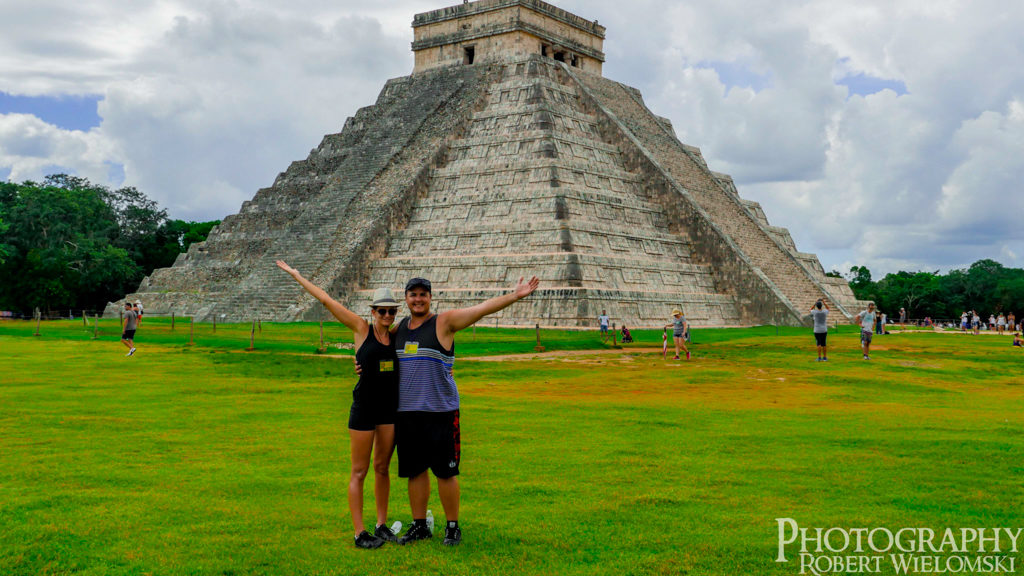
[1,0,1023,275]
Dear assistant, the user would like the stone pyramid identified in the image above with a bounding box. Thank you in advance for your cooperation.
[111,0,860,327]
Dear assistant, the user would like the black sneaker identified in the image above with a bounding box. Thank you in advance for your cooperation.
[398,522,433,545]
[374,523,398,543]
[354,530,384,549]
[442,525,462,546]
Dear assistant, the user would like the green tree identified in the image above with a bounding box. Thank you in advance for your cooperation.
[0,216,9,265]
[0,175,221,313]
[994,276,1024,315]
[875,271,940,317]
[847,266,877,302]
[0,178,140,312]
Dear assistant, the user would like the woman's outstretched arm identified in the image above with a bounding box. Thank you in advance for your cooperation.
[276,260,369,338]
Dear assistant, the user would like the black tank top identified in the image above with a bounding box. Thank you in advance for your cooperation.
[353,327,399,409]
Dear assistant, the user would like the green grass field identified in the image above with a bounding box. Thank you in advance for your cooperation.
[2,319,1022,575]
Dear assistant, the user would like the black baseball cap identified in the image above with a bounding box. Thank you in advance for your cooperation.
[405,277,431,293]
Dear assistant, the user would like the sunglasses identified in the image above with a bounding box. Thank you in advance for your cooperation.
[375,308,398,316]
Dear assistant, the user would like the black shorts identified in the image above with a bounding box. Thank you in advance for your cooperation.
[348,400,396,432]
[122,329,136,340]
[396,410,460,479]
[814,332,827,346]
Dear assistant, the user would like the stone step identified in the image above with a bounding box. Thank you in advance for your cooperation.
[449,130,621,155]
[432,157,642,181]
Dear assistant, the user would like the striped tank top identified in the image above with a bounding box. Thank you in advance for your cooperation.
[395,315,459,412]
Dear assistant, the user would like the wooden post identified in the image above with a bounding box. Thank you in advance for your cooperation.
[189,316,194,346]
[93,314,99,340]
[82,311,87,327]
[171,312,175,331]
[258,318,262,334]
[534,323,545,352]
[612,322,617,346]
[34,308,41,336]
[212,315,216,334]
[247,319,256,351]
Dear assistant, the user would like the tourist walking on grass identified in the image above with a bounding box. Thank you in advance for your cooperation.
[276,260,401,550]
[997,313,1007,335]
[666,309,690,360]
[855,303,877,360]
[1008,312,1016,332]
[134,300,144,326]
[121,301,138,357]
[961,311,969,332]
[390,275,539,547]
[598,309,610,342]
[972,311,981,335]
[899,307,906,329]
[809,300,829,361]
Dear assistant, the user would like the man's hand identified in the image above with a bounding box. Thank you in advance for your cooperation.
[354,359,363,376]
[513,276,540,300]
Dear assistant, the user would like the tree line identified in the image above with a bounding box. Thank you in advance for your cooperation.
[845,260,1024,320]
[3,173,1023,321]
[0,175,219,315]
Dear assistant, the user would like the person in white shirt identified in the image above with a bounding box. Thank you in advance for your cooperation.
[854,303,877,360]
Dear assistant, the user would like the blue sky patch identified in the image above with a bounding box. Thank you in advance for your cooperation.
[0,92,103,131]
[698,60,773,93]
[106,162,126,187]
[837,73,908,97]
[0,167,11,182]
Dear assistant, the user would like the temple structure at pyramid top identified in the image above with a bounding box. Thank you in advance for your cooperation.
[411,0,606,75]
[107,0,864,327]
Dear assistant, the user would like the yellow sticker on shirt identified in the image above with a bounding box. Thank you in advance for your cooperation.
[379,360,394,372]
[404,342,419,355]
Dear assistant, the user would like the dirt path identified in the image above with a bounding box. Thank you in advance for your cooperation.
[462,347,664,362]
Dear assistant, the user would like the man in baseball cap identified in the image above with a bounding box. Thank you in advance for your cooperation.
[392,273,539,546]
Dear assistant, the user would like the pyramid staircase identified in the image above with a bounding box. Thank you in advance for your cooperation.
[341,59,741,326]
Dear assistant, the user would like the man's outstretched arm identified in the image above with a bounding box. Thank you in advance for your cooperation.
[438,276,540,335]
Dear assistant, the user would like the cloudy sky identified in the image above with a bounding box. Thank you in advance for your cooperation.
[2,0,1023,276]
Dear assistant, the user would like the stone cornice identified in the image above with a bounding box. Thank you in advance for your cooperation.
[412,21,606,62]
[413,0,605,39]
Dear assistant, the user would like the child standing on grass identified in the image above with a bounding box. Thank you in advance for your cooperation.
[665,309,690,360]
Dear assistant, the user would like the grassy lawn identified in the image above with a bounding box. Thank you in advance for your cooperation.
[1,320,1022,575]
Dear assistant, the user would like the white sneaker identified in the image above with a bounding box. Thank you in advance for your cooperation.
[128,347,136,356]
